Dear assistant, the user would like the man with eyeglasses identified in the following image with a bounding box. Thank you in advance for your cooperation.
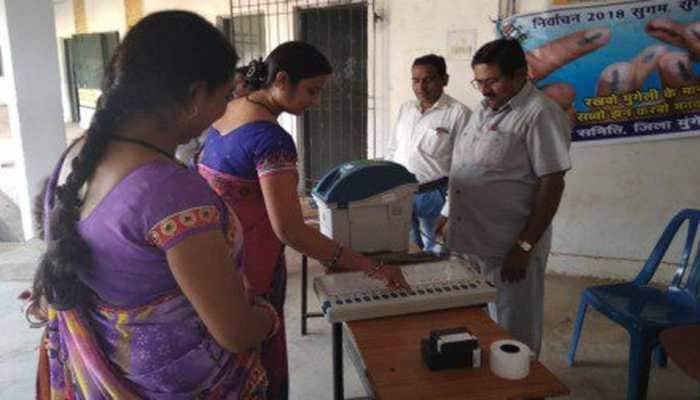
[386,54,470,255]
[436,39,571,357]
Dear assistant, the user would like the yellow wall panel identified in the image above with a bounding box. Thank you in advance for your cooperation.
[73,0,87,33]
[125,0,143,29]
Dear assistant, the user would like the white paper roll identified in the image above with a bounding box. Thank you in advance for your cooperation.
[489,339,532,380]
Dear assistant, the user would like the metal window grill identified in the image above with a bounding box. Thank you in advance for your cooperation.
[217,13,267,65]
[227,0,377,192]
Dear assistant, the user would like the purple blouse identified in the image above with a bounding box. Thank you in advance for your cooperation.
[77,160,233,307]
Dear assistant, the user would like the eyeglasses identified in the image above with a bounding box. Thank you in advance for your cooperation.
[412,76,440,85]
[470,76,503,89]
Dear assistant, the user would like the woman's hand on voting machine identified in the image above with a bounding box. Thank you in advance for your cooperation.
[365,261,410,291]
[375,264,411,291]
[337,250,410,290]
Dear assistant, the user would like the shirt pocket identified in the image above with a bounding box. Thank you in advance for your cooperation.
[471,129,518,169]
[417,126,452,158]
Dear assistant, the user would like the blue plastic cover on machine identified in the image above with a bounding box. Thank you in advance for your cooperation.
[312,160,417,205]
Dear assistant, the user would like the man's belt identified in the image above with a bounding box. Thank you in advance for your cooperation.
[416,177,449,194]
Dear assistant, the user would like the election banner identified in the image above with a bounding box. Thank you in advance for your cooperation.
[501,0,700,144]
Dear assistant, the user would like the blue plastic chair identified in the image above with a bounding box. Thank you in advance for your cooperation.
[568,209,700,400]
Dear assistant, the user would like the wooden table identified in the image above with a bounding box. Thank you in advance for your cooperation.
[299,196,560,399]
[345,307,570,400]
[660,324,700,382]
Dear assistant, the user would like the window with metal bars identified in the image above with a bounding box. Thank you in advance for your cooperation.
[217,14,267,65]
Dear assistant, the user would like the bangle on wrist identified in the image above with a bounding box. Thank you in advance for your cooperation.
[253,297,280,340]
[368,260,384,274]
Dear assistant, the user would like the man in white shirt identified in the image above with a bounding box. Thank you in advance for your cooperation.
[386,54,470,254]
[437,39,571,357]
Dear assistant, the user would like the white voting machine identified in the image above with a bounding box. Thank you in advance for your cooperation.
[313,257,497,323]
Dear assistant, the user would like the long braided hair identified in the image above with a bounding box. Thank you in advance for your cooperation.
[32,11,237,310]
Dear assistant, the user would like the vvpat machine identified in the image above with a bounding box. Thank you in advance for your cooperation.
[311,160,418,254]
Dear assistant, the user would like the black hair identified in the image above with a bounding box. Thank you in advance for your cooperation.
[235,65,249,76]
[472,38,527,77]
[32,177,49,240]
[31,11,237,310]
[412,54,447,77]
[245,41,333,90]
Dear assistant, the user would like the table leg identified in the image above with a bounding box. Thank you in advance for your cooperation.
[333,322,344,400]
[301,254,308,336]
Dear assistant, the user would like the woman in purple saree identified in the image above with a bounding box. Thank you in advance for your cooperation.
[28,12,278,399]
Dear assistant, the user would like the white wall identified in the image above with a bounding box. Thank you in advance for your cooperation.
[0,78,8,106]
[144,0,229,22]
[54,0,75,123]
[85,0,127,37]
[373,0,500,157]
[0,0,66,239]
[551,138,700,282]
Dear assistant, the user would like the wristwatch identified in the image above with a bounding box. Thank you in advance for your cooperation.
[516,239,533,253]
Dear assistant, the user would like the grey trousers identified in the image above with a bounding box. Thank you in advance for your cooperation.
[480,249,548,357]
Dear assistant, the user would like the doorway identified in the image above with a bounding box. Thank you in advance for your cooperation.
[299,3,368,191]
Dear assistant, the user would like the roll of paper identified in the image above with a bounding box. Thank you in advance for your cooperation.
[489,339,532,380]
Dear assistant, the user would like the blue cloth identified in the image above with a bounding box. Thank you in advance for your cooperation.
[200,121,297,180]
[410,187,447,253]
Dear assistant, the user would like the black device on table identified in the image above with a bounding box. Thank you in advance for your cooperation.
[422,327,481,371]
